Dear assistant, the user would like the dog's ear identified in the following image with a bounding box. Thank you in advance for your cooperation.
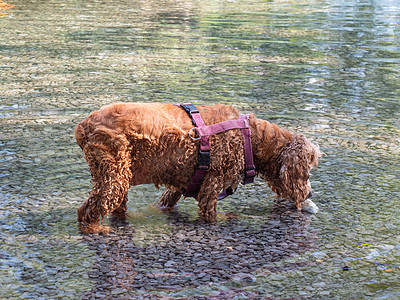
[308,141,323,168]
[278,135,319,209]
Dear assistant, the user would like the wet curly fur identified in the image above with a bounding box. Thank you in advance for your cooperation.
[75,103,322,233]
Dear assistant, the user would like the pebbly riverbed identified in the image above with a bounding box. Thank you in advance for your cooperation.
[80,200,315,299]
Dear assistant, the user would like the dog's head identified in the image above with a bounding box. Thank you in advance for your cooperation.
[267,134,322,210]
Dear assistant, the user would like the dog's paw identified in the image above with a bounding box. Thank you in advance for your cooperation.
[302,199,319,214]
[79,223,112,234]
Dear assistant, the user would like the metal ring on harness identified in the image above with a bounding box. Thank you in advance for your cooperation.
[188,127,201,141]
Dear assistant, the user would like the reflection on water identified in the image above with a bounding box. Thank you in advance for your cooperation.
[0,0,399,298]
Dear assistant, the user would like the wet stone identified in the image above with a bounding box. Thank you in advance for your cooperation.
[164,260,175,267]
[232,272,257,284]
[213,262,230,270]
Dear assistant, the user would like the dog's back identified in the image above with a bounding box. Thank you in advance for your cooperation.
[75,102,241,148]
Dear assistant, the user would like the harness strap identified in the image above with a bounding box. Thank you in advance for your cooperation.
[195,118,250,136]
[193,114,255,186]
[238,114,256,185]
[180,103,211,197]
[179,103,255,199]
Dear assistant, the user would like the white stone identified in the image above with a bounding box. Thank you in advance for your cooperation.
[302,199,319,214]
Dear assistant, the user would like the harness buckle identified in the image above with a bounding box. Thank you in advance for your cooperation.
[188,127,201,141]
[245,166,256,178]
[181,103,199,114]
[198,149,210,168]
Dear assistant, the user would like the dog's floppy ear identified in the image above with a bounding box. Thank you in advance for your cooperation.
[278,135,321,209]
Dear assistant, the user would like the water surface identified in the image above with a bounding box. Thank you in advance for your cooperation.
[1,0,399,298]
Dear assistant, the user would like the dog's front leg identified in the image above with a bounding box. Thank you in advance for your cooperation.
[196,176,223,222]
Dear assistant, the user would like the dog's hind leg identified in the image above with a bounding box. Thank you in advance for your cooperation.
[78,140,132,234]
[157,189,182,210]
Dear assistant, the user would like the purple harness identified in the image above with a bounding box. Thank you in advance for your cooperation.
[179,103,256,200]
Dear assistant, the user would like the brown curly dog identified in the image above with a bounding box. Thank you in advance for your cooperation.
[75,103,322,233]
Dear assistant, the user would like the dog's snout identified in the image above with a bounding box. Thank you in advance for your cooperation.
[307,191,313,199]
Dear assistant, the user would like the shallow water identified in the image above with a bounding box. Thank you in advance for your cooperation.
[1,0,399,298]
